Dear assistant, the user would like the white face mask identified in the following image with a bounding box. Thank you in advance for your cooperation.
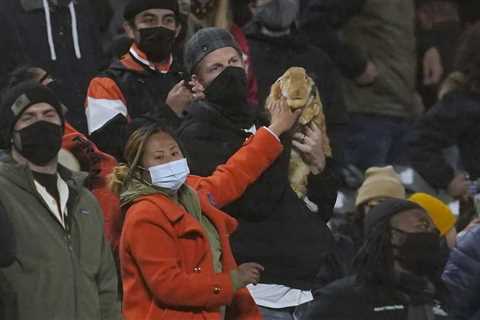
[148,158,190,191]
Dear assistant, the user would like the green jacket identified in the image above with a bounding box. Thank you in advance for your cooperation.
[0,158,121,320]
[341,0,417,118]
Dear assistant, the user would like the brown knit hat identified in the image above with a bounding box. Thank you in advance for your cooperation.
[356,166,406,208]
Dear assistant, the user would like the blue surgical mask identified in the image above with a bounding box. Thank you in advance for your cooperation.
[148,158,190,191]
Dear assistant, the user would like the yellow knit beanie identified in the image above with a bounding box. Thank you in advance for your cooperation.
[356,166,405,207]
[409,193,457,235]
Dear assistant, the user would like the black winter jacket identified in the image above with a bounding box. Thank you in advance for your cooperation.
[245,25,348,162]
[177,101,343,290]
[303,275,449,320]
[0,0,107,133]
[89,56,183,160]
[409,90,480,189]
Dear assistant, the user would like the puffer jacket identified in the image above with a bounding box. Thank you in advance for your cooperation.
[443,225,480,320]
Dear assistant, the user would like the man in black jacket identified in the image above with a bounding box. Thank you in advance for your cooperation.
[302,199,450,320]
[86,0,204,160]
[177,27,343,319]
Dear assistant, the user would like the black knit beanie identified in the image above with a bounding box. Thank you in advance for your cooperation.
[364,198,424,234]
[0,81,65,146]
[183,27,242,75]
[124,0,180,21]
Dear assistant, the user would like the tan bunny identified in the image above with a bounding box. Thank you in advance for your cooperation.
[267,67,332,198]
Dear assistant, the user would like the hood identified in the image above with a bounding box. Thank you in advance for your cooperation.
[244,22,310,50]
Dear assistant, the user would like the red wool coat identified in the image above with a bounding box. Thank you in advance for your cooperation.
[120,128,282,320]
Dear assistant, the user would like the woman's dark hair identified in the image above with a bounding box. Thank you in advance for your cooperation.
[454,21,480,93]
[353,217,396,288]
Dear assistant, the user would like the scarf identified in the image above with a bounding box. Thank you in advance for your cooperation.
[120,178,223,273]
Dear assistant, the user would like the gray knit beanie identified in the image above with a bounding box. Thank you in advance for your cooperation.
[183,27,242,74]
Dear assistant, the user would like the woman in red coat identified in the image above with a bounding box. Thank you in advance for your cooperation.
[109,99,299,320]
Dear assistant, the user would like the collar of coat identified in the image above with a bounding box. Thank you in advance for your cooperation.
[137,180,238,237]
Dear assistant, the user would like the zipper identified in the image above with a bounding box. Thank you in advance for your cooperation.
[28,170,81,319]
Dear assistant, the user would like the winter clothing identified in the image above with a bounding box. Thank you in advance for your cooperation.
[409,193,456,236]
[177,101,343,290]
[0,157,121,320]
[356,166,406,207]
[230,24,259,106]
[0,0,107,133]
[340,0,417,118]
[61,123,120,247]
[183,27,242,74]
[443,224,480,320]
[299,0,368,79]
[123,0,179,20]
[86,44,183,160]
[409,89,480,189]
[302,274,447,320]
[120,127,281,320]
[0,202,15,268]
[245,23,348,161]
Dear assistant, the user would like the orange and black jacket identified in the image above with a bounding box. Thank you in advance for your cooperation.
[85,45,183,160]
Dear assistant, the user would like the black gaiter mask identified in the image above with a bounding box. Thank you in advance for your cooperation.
[392,228,443,277]
[14,121,63,166]
[138,26,175,63]
[205,66,248,108]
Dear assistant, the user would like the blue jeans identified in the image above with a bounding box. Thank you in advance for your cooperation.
[344,113,412,172]
[259,303,312,320]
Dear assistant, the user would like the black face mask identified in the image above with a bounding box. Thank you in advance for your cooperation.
[13,121,63,166]
[138,26,175,63]
[391,228,444,276]
[205,66,248,108]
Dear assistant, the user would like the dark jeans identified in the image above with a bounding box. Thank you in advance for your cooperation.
[259,302,312,320]
[344,113,412,172]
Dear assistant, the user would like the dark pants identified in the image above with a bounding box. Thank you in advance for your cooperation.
[259,302,312,320]
[344,113,411,172]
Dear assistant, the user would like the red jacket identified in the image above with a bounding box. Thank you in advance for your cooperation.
[62,123,120,246]
[120,128,282,320]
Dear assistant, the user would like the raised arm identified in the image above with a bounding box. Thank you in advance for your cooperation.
[190,99,300,208]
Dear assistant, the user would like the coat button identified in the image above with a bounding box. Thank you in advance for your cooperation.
[193,267,201,273]
[213,287,222,295]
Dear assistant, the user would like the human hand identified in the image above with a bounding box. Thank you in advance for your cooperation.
[355,61,378,86]
[188,78,206,101]
[423,47,444,86]
[448,174,469,199]
[236,263,264,287]
[166,80,195,116]
[267,98,302,137]
[292,123,326,174]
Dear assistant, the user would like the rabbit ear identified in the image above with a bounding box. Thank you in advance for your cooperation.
[271,80,282,99]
